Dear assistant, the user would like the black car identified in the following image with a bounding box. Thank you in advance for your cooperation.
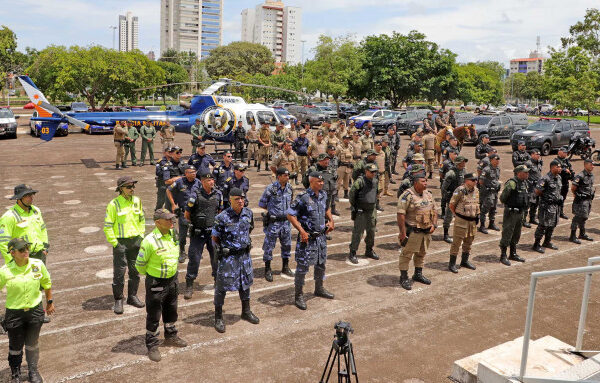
[371,111,401,135]
[338,105,358,120]
[464,113,529,144]
[399,109,431,135]
[510,118,590,156]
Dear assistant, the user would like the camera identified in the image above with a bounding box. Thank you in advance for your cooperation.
[334,321,353,348]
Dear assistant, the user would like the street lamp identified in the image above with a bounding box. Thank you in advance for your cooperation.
[301,40,307,83]
[109,26,117,50]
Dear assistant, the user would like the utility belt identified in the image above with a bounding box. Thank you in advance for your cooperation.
[248,139,258,144]
[339,162,353,168]
[191,226,213,236]
[456,212,477,221]
[505,207,526,213]
[406,225,432,233]
[575,193,595,202]
[262,212,288,225]
[297,153,307,157]
[219,245,251,258]
[114,139,125,145]
[302,226,327,239]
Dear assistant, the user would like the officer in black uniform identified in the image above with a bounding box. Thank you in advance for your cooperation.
[525,149,543,227]
[512,140,531,167]
[233,121,247,162]
[222,163,250,209]
[475,134,493,160]
[155,146,184,211]
[570,159,595,243]
[555,146,573,219]
[213,151,234,192]
[439,148,457,217]
[532,159,563,253]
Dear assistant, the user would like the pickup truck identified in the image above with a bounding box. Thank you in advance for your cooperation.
[464,113,529,144]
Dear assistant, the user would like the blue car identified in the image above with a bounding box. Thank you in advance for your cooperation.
[30,111,69,137]
[348,109,392,129]
[274,108,298,125]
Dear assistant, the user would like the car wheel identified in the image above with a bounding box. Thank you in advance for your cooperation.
[9,131,17,139]
[460,107,465,111]
[541,142,551,156]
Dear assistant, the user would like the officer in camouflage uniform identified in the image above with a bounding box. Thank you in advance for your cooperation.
[441,156,468,243]
[259,168,295,282]
[287,172,335,310]
[569,159,595,244]
[512,140,531,167]
[397,164,426,198]
[423,111,435,133]
[272,140,299,183]
[245,123,260,167]
[478,154,501,234]
[213,151,234,191]
[233,121,247,162]
[422,127,436,178]
[257,122,272,172]
[159,122,176,151]
[326,145,341,208]
[386,126,401,175]
[304,153,339,217]
[555,147,573,219]
[211,188,258,333]
[348,163,379,264]
[475,134,492,160]
[271,123,287,158]
[222,163,249,209]
[397,174,438,290]
[190,118,205,154]
[188,142,216,178]
[352,150,378,181]
[360,128,374,154]
[447,172,479,273]
[124,121,139,166]
[140,120,157,166]
[532,160,563,253]
[498,165,530,265]
[525,149,543,227]
[183,172,223,299]
[337,135,354,199]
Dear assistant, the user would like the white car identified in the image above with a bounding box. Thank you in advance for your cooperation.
[29,110,69,137]
[0,108,18,139]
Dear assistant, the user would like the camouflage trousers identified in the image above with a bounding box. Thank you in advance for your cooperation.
[262,221,292,262]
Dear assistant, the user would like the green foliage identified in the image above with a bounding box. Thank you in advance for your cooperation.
[0,25,17,96]
[155,61,189,101]
[504,72,526,100]
[204,42,275,79]
[424,49,458,109]
[561,8,600,58]
[522,71,547,100]
[455,62,504,106]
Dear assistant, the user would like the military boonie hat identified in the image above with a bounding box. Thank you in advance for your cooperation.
[464,172,477,180]
[309,171,324,180]
[550,159,562,167]
[514,165,530,173]
[381,136,390,143]
[276,167,290,176]
[317,153,330,161]
[230,187,244,197]
[365,163,378,172]
[455,156,468,164]
[411,164,425,173]
[366,149,377,156]
[200,172,214,179]
[10,184,38,200]
[234,163,247,171]
[413,153,425,161]
[115,176,137,192]
[153,208,176,221]
[7,238,30,252]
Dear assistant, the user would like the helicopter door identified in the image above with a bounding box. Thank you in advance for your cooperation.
[245,111,256,130]
[256,111,278,131]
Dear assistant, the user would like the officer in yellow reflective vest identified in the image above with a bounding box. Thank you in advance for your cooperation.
[0,184,48,265]
[103,176,146,315]
[135,209,187,362]
[1,238,55,383]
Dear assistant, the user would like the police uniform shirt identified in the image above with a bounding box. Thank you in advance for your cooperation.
[169,177,200,208]
[337,143,354,166]
[287,188,327,233]
[512,150,531,168]
[292,137,309,156]
[450,185,480,223]
[0,258,51,309]
[480,165,500,191]
[188,153,216,177]
[186,188,223,223]
[259,182,293,218]
[213,163,234,189]
[273,151,298,173]
[351,140,363,159]
[211,207,254,251]
[475,143,492,160]
[223,176,250,205]
[397,187,437,228]
[246,127,259,142]
[163,159,184,181]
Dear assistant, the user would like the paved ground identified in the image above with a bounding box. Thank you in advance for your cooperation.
[1,126,600,383]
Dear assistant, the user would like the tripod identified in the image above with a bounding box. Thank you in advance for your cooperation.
[319,337,359,383]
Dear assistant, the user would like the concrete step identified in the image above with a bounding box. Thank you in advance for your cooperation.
[554,353,600,381]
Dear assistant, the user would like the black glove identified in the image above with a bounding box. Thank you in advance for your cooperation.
[475,216,480,225]
[174,207,182,216]
[114,243,127,253]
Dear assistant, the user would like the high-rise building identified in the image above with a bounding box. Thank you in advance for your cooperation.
[118,11,139,52]
[509,36,545,75]
[160,0,223,60]
[241,0,302,65]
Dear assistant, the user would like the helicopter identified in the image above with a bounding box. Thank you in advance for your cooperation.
[19,75,308,142]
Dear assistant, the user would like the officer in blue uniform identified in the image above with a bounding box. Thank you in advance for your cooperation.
[183,172,222,299]
[213,151,234,191]
[167,164,200,263]
[222,163,250,209]
[211,187,258,333]
[259,167,295,282]
[287,171,335,310]
[188,142,216,178]
[155,146,183,211]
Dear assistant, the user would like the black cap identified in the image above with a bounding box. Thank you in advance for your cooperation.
[317,153,329,161]
[309,171,324,180]
[197,142,206,148]
[518,140,526,146]
[464,173,477,180]
[168,146,183,153]
[276,167,290,176]
[550,159,562,167]
[327,145,336,151]
[7,238,30,252]
[559,146,568,152]
[489,154,500,160]
[183,164,196,171]
[200,172,214,179]
[234,163,247,171]
[529,149,540,154]
[230,187,244,197]
[584,158,594,164]
[10,184,38,200]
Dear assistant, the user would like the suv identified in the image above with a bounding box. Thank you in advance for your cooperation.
[338,104,358,119]
[314,105,337,120]
[287,105,327,127]
[510,118,590,156]
[0,108,18,138]
[397,109,430,135]
[464,113,529,144]
[371,111,401,135]
[348,109,393,129]
[70,102,89,113]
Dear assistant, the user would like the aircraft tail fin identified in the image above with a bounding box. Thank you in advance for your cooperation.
[18,76,53,117]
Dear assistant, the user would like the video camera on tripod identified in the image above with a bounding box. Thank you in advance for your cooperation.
[320,321,359,383]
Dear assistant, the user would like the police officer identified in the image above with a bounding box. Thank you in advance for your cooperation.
[448,173,479,273]
[512,140,531,167]
[422,127,436,178]
[478,154,501,234]
[499,165,530,265]
[387,125,401,175]
[555,146,573,219]
[103,176,145,314]
[2,238,54,383]
[159,122,176,151]
[570,159,595,243]
[259,168,295,282]
[397,165,426,198]
[352,150,378,181]
[439,148,458,184]
[351,131,363,162]
[423,111,435,133]
[190,118,205,154]
[397,173,438,290]
[326,144,341,207]
[184,173,223,299]
[308,131,327,164]
[293,130,310,179]
[532,160,563,253]
[475,134,492,160]
[222,163,250,209]
[348,163,379,264]
[271,123,287,157]
[441,156,468,243]
[140,120,157,166]
[156,146,183,211]
[305,153,339,217]
[287,172,335,310]
[124,121,139,167]
[213,151,234,191]
[0,185,48,265]
[188,142,216,178]
[113,122,127,170]
[135,209,187,362]
[337,135,354,199]
[211,188,258,333]
[447,108,458,129]
[233,121,247,161]
[245,123,260,167]
[257,122,272,172]
[272,140,299,183]
[166,165,200,263]
[361,128,374,154]
[435,109,451,133]
[525,149,543,227]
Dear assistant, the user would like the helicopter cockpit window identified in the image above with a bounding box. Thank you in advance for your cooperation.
[256,111,277,126]
[246,111,256,125]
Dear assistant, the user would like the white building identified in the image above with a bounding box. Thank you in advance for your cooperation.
[160,0,223,60]
[118,11,139,52]
[241,0,302,65]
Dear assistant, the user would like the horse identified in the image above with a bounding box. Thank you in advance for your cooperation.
[434,125,477,165]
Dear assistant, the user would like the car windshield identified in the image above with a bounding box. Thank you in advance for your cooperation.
[72,102,87,109]
[381,111,397,118]
[274,110,289,122]
[0,109,14,118]
[469,116,493,125]
[357,110,375,117]
[319,106,333,111]
[526,121,557,132]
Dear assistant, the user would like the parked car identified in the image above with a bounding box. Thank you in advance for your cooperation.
[287,105,327,127]
[464,113,529,144]
[338,105,358,120]
[145,105,161,111]
[70,102,89,113]
[23,102,35,110]
[274,108,298,125]
[502,104,518,112]
[0,108,18,138]
[573,108,589,116]
[271,100,295,108]
[348,109,393,129]
[397,109,430,134]
[371,111,401,135]
[510,117,590,156]
[314,105,337,120]
[30,110,69,137]
[460,103,478,111]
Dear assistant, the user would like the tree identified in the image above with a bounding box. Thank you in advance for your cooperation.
[424,50,458,109]
[521,71,547,101]
[504,73,526,101]
[455,62,504,106]
[561,8,600,58]
[0,26,17,100]
[204,42,275,79]
[155,61,189,101]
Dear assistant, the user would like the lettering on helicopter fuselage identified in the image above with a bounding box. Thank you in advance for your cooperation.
[216,96,243,104]
[115,120,168,127]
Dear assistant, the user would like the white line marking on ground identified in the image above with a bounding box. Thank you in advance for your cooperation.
[78,227,100,234]
[63,200,81,205]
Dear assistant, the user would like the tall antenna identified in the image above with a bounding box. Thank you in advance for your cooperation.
[536,36,541,54]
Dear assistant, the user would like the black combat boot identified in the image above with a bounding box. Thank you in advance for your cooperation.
[523,221,531,228]
[314,280,335,299]
[579,228,593,241]
[532,239,545,253]
[178,250,186,264]
[253,160,257,167]
[331,204,340,216]
[257,164,261,172]
[10,365,20,383]
[478,216,488,234]
[448,255,459,273]
[241,300,260,324]
[412,267,431,285]
[184,279,194,300]
[121,162,128,168]
[26,348,42,383]
[529,206,539,225]
[376,201,384,212]
[127,295,145,308]
[443,227,453,244]
[281,259,294,277]
[348,250,358,264]
[295,285,307,310]
[214,306,225,333]
[560,207,568,219]
[500,246,511,266]
[399,270,412,290]
[365,248,379,260]
[569,229,582,244]
[441,204,446,217]
[264,261,273,282]
[343,190,349,199]
[113,299,124,315]
[508,245,525,262]
[428,172,433,179]
[488,220,500,231]
[460,253,476,270]
[115,164,121,170]
[542,239,558,250]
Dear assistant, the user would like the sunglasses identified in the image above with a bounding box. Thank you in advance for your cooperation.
[123,185,135,189]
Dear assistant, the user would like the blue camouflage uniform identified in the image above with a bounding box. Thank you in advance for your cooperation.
[213,162,234,191]
[259,181,293,262]
[168,177,200,253]
[188,153,215,177]
[223,175,249,209]
[292,136,309,156]
[286,188,328,286]
[211,207,254,305]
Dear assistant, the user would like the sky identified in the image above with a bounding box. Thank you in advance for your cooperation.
[1,0,598,66]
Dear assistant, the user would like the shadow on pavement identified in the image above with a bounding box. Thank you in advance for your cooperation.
[111,334,147,356]
[424,261,448,271]
[473,254,499,263]
[82,295,114,311]
[183,311,240,328]
[366,274,399,288]
[257,286,297,308]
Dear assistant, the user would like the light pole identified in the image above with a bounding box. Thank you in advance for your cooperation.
[109,26,117,50]
[301,40,307,83]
